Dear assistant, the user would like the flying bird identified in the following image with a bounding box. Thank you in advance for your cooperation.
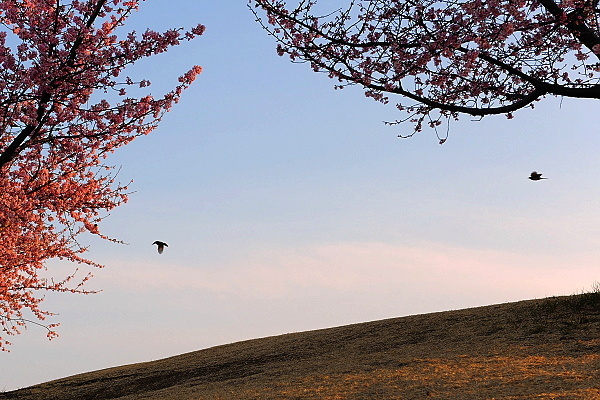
[528,171,547,181]
[152,241,168,254]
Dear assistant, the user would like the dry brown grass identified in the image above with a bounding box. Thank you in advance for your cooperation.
[2,292,599,400]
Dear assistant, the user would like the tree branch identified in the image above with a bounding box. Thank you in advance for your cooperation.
[537,0,600,55]
[0,0,109,170]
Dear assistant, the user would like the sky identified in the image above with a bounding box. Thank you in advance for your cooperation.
[2,0,600,391]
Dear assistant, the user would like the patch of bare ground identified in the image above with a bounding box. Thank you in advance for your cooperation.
[2,291,599,400]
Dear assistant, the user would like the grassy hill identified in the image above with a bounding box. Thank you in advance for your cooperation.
[2,291,599,400]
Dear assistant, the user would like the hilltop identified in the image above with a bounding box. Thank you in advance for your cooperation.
[2,292,599,400]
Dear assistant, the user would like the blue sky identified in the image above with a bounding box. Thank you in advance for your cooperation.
[2,0,599,391]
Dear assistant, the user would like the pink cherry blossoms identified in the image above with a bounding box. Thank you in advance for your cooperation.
[0,0,204,350]
[250,0,600,136]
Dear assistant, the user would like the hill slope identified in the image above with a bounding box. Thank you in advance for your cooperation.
[2,293,599,400]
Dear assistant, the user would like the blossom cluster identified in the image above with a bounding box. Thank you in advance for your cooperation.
[0,0,204,349]
[251,0,600,135]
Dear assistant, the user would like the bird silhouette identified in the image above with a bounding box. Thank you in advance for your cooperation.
[528,171,547,181]
[152,241,168,254]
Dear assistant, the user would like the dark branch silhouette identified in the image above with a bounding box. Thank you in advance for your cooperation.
[251,0,600,135]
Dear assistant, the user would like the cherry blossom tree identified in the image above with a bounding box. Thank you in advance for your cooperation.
[0,0,204,350]
[250,0,600,139]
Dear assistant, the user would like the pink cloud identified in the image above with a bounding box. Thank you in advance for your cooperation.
[94,241,598,304]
